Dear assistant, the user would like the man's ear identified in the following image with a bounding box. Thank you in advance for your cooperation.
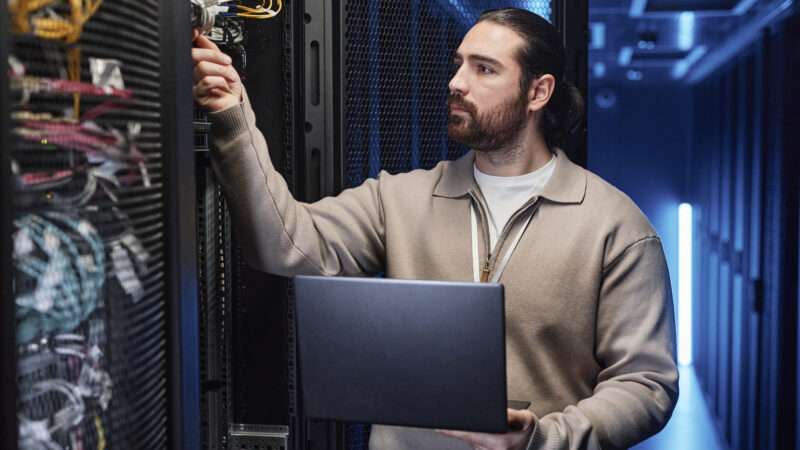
[527,74,556,113]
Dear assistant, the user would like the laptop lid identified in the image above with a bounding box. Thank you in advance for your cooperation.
[294,275,508,433]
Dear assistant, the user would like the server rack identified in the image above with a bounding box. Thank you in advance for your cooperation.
[553,0,587,167]
[191,2,295,450]
[689,7,800,450]
[1,0,199,448]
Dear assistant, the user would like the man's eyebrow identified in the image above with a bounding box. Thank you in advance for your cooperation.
[453,52,504,68]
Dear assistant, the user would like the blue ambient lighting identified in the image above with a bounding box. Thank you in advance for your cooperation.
[593,62,607,78]
[590,22,606,49]
[678,203,693,366]
[630,0,647,17]
[618,46,633,66]
[626,69,643,81]
[672,46,707,79]
[678,11,695,51]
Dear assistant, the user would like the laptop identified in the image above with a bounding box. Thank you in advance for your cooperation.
[294,275,526,433]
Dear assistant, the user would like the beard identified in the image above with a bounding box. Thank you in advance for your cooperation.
[447,90,528,152]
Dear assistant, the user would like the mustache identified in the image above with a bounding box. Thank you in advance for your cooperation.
[447,95,476,114]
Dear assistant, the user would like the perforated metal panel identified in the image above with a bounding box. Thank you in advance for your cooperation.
[192,4,295,448]
[197,159,234,450]
[343,0,552,188]
[8,1,171,448]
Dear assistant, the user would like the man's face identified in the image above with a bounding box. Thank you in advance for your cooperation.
[448,21,529,152]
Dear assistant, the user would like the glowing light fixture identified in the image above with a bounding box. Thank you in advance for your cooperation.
[733,0,759,15]
[630,0,647,17]
[590,22,606,49]
[618,46,633,66]
[678,203,693,366]
[593,62,606,78]
[678,11,695,51]
[626,69,643,81]
[689,0,794,82]
[672,45,707,79]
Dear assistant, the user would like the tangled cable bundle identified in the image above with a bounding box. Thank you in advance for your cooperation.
[14,212,106,344]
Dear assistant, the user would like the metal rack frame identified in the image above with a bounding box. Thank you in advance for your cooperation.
[553,0,588,167]
[1,1,17,446]
[160,1,201,448]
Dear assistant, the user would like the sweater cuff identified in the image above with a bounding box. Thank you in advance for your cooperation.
[526,418,562,450]
[209,102,251,141]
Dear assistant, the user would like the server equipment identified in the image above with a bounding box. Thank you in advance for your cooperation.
[1,0,198,448]
[190,1,292,450]
[689,6,800,450]
[1,2,587,450]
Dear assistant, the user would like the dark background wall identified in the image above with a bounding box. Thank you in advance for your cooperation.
[587,84,692,300]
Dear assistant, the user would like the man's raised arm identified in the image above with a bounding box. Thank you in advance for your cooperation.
[192,34,386,277]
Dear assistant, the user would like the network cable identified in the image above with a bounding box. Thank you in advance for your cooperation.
[10,0,106,117]
[192,0,283,32]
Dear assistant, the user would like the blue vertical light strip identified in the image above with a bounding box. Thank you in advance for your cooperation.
[410,0,421,170]
[367,0,381,178]
[678,203,694,366]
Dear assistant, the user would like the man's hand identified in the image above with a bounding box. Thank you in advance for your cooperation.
[437,408,536,450]
[192,31,243,112]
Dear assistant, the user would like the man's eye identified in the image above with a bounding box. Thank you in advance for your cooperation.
[478,64,494,74]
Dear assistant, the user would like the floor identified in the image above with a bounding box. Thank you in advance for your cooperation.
[632,366,725,450]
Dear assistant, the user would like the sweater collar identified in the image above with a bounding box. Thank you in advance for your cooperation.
[433,148,587,204]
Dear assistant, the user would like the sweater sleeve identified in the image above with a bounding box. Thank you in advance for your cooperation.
[527,237,679,450]
[207,91,386,277]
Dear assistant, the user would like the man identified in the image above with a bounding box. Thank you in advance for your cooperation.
[192,7,678,450]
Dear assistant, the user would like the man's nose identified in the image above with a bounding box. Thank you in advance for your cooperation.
[448,67,468,96]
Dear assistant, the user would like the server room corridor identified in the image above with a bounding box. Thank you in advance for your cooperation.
[589,1,799,450]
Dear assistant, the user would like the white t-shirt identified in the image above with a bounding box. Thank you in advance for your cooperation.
[473,154,557,250]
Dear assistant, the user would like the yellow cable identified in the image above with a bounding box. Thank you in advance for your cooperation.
[11,0,106,119]
[10,0,60,33]
[236,0,282,19]
[94,416,106,450]
[22,0,104,43]
[30,17,73,39]
[236,0,272,13]
[68,46,82,117]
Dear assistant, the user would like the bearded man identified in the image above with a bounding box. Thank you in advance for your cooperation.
[192,7,678,450]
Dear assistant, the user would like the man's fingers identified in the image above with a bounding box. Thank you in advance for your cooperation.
[194,34,219,51]
[433,412,535,450]
[192,48,232,65]
[193,61,239,84]
[194,76,231,97]
[507,408,535,432]
[435,430,494,448]
[209,87,231,98]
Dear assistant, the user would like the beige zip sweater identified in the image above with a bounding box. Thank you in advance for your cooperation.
[208,94,678,450]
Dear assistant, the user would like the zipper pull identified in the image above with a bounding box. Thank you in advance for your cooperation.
[480,260,491,283]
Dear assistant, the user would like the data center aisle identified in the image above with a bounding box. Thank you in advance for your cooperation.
[632,366,724,450]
